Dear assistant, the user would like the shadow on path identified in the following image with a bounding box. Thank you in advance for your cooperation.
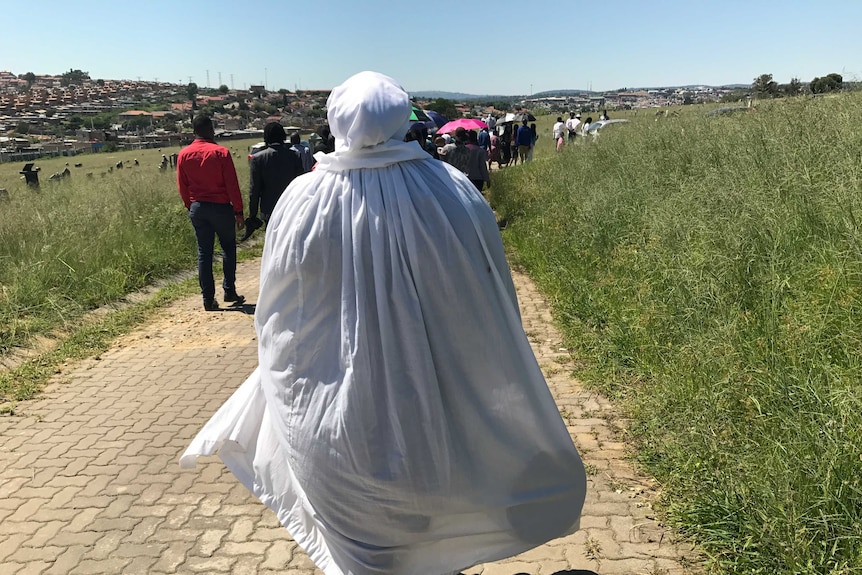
[213,302,256,315]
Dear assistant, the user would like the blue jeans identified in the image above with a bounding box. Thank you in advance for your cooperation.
[189,201,237,300]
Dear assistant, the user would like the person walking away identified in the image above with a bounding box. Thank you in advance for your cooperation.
[466,129,490,192]
[500,125,512,166]
[516,119,532,164]
[176,115,245,311]
[527,123,538,161]
[250,122,303,225]
[489,130,501,170]
[510,123,521,166]
[289,132,313,173]
[485,112,497,133]
[552,116,566,152]
[600,109,609,121]
[477,126,491,156]
[565,112,581,143]
[181,70,586,575]
[443,127,470,174]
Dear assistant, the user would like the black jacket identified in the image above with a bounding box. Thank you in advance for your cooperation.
[248,143,303,219]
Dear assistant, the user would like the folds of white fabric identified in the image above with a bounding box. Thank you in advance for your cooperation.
[181,71,586,575]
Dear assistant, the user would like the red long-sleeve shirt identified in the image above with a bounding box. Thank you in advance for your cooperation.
[176,138,244,212]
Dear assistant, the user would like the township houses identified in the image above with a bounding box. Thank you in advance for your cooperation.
[118,110,169,122]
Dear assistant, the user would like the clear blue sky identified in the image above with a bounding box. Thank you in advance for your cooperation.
[2,0,859,95]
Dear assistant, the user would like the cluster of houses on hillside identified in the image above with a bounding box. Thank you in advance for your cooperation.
[524,85,737,113]
[1,70,740,162]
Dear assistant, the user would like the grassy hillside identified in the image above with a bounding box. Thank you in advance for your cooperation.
[0,138,260,363]
[492,94,862,574]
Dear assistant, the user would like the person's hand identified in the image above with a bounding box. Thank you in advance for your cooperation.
[235,213,245,230]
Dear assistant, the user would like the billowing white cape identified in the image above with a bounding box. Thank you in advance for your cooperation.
[181,71,586,575]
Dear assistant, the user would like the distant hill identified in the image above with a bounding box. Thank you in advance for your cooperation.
[411,91,480,100]
[410,91,520,102]
[412,84,749,101]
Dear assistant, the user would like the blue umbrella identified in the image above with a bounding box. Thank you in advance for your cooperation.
[425,110,448,129]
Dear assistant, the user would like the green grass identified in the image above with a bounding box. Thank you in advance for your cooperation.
[491,94,862,574]
[0,138,262,393]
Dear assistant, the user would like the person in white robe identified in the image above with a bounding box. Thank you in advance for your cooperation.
[180,70,587,575]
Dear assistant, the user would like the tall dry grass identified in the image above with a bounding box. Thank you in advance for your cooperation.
[492,93,862,574]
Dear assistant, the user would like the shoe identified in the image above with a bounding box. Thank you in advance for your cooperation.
[203,299,220,311]
[223,290,245,305]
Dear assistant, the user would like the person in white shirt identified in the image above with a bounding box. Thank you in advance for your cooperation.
[552,116,566,152]
[564,112,581,143]
[485,113,497,132]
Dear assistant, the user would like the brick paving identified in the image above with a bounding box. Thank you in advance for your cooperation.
[0,258,700,574]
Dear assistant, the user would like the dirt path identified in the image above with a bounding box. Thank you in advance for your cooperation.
[0,258,699,574]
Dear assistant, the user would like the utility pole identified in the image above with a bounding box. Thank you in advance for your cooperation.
[218,71,222,87]
[230,74,234,90]
[187,76,193,85]
[264,68,268,91]
[206,69,210,88]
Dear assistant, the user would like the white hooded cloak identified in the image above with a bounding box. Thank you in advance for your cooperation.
[180,71,586,575]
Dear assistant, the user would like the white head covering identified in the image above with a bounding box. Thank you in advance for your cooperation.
[182,70,586,575]
[312,71,428,171]
[327,71,411,151]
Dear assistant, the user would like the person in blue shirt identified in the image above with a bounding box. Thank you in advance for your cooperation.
[516,119,533,163]
[477,126,491,154]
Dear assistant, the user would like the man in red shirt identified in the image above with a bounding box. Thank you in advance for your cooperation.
[177,115,246,311]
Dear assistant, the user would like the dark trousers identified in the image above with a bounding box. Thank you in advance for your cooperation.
[189,201,237,301]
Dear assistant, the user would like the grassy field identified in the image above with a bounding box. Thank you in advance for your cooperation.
[490,93,862,573]
[0,137,262,373]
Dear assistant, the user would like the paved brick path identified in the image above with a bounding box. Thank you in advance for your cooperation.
[0,258,699,574]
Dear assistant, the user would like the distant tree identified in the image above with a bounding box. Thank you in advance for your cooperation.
[91,111,118,130]
[720,89,748,103]
[426,98,461,119]
[60,68,90,87]
[781,78,804,97]
[20,72,36,88]
[15,122,30,134]
[65,114,85,131]
[96,78,105,86]
[124,116,152,132]
[752,73,779,98]
[810,73,843,94]
[44,108,55,118]
[218,84,229,94]
[278,88,289,106]
[186,82,199,108]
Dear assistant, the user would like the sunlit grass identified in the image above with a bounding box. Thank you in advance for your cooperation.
[0,139,260,357]
[492,94,862,574]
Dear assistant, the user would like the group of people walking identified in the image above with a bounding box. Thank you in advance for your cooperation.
[409,117,540,195]
[175,117,313,311]
[552,109,609,151]
[487,120,539,168]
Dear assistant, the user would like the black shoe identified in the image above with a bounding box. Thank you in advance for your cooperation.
[223,290,245,305]
[203,298,220,311]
